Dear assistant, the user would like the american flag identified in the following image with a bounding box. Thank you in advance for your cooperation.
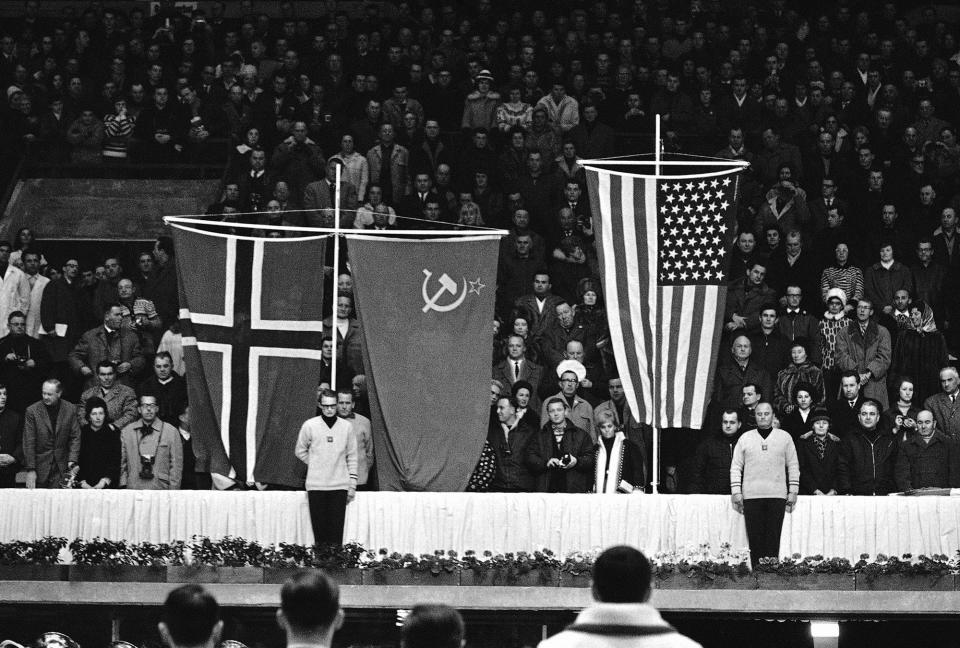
[585,164,742,429]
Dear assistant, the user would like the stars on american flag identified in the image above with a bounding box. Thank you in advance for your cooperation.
[658,176,733,284]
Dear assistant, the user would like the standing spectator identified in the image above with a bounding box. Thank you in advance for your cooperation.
[138,352,188,427]
[0,310,50,413]
[835,299,892,410]
[895,409,958,491]
[536,83,579,135]
[271,121,324,196]
[924,367,960,439]
[146,236,179,329]
[592,410,646,493]
[487,395,537,492]
[120,393,183,490]
[76,396,120,489]
[797,408,841,495]
[22,251,49,339]
[69,303,146,390]
[295,389,357,544]
[884,378,920,441]
[336,387,373,490]
[539,362,595,441]
[22,379,81,489]
[366,123,410,206]
[102,98,135,160]
[0,241,30,339]
[66,105,105,164]
[495,86,532,134]
[712,336,773,414]
[0,385,22,488]
[730,401,799,567]
[461,69,500,132]
[79,360,138,430]
[778,286,821,364]
[774,342,825,416]
[748,305,790,381]
[891,301,949,405]
[780,382,817,441]
[492,335,544,407]
[329,134,369,202]
[689,408,742,494]
[862,243,914,315]
[133,87,182,163]
[838,399,898,495]
[528,396,594,493]
[303,158,359,228]
[568,104,616,160]
[724,260,776,335]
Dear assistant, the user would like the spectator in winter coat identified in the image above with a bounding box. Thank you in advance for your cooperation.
[689,409,742,494]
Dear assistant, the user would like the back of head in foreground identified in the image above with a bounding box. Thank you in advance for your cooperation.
[160,585,223,648]
[401,604,466,648]
[278,572,344,645]
[592,545,653,604]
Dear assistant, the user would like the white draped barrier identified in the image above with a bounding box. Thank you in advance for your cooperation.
[1,490,959,561]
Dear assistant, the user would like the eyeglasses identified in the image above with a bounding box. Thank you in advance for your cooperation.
[560,378,578,384]
[319,403,338,409]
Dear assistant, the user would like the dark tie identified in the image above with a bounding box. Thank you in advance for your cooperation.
[514,362,520,380]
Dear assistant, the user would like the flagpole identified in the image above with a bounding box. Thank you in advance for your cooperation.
[330,163,342,390]
[652,116,661,495]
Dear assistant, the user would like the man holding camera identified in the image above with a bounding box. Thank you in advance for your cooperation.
[120,393,183,490]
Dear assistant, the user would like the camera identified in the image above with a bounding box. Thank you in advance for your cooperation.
[561,453,572,466]
[139,454,155,480]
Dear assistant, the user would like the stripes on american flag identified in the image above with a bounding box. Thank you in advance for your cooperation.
[586,166,741,429]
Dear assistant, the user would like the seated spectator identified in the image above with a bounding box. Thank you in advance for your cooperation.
[304,158,359,228]
[527,396,594,493]
[689,408,742,494]
[76,395,120,489]
[0,383,21,488]
[838,399,897,495]
[330,134,369,202]
[884,377,921,441]
[895,409,958,491]
[797,408,840,495]
[592,410,646,493]
[322,293,364,377]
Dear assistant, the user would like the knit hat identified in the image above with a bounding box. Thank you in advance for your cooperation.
[810,407,831,425]
[825,287,846,304]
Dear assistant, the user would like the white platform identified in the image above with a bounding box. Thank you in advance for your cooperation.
[1,491,957,562]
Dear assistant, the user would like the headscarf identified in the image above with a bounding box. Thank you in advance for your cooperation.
[909,300,938,334]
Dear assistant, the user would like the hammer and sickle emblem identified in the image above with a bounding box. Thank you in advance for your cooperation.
[422,269,468,313]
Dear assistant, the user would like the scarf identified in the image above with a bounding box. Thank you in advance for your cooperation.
[814,435,827,460]
[594,432,626,494]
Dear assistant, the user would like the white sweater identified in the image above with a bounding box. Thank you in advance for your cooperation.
[730,428,800,499]
[294,416,358,491]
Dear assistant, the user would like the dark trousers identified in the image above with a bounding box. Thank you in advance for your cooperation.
[743,497,786,567]
[307,489,348,545]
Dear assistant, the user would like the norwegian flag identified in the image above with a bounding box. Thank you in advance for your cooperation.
[585,162,743,429]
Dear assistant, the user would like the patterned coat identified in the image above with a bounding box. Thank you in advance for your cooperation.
[835,320,892,409]
[818,314,852,371]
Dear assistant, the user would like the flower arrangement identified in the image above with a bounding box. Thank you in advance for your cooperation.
[370,549,460,574]
[653,543,751,581]
[189,536,267,567]
[755,554,853,575]
[68,538,135,567]
[461,548,560,584]
[264,542,369,569]
[853,553,953,580]
[0,536,67,565]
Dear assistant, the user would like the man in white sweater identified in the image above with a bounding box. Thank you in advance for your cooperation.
[730,401,800,567]
[295,389,358,545]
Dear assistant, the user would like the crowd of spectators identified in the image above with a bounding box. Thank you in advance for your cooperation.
[1,1,960,494]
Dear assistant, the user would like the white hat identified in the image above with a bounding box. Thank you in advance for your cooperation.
[825,287,847,304]
[475,69,494,82]
[556,359,586,383]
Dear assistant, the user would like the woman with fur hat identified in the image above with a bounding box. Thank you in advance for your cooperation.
[819,287,852,401]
